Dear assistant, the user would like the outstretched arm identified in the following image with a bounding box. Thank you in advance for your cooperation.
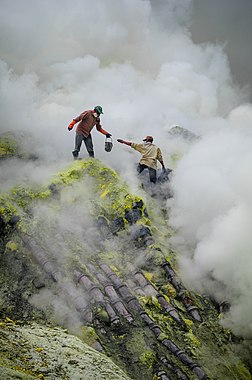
[117,139,132,146]
[96,119,112,137]
[96,125,112,137]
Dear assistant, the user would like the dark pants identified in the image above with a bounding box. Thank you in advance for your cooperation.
[73,133,94,157]
[137,163,157,183]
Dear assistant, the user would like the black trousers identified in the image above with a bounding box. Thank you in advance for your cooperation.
[74,133,94,157]
[137,163,157,183]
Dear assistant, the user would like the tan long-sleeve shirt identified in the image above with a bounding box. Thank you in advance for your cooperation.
[131,142,164,169]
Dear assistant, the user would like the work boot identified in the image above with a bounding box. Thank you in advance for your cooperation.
[72,150,79,160]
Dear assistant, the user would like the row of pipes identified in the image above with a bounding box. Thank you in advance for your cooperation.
[94,262,207,380]
[161,261,202,322]
[20,232,207,379]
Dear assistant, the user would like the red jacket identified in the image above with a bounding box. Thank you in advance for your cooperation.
[68,110,108,137]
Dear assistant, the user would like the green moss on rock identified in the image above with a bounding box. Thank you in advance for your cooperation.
[0,133,19,158]
[0,157,251,380]
[0,132,34,160]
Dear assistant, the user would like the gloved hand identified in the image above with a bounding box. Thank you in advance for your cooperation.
[68,120,76,131]
[117,139,124,143]
[106,133,112,138]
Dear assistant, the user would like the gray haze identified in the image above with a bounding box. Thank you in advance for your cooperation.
[191,0,252,100]
[0,0,252,337]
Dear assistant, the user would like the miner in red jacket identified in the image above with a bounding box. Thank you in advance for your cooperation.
[68,105,112,159]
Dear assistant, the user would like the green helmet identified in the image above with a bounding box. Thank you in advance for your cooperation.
[94,105,103,115]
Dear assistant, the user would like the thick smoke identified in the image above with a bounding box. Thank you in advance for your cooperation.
[168,104,252,337]
[1,0,252,336]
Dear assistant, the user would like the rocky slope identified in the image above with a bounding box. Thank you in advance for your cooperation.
[0,133,251,380]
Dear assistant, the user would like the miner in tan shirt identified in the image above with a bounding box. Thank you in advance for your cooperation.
[117,136,166,183]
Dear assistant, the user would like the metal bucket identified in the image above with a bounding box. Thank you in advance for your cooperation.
[105,137,113,152]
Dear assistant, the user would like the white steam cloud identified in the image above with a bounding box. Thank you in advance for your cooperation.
[1,0,252,336]
[168,104,252,337]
